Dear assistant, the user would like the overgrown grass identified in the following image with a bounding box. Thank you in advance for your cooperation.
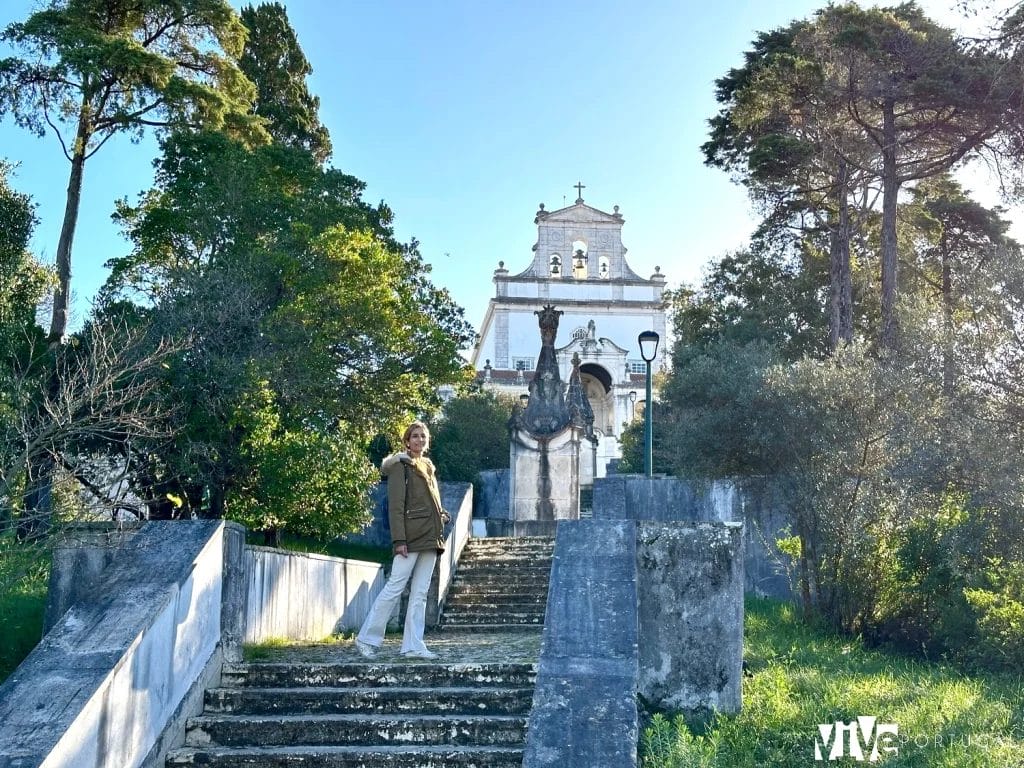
[0,535,50,684]
[641,597,1024,767]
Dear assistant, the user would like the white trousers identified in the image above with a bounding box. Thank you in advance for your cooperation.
[356,550,438,653]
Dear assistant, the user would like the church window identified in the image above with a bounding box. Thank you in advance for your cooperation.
[571,327,587,341]
[571,240,588,279]
[513,357,534,371]
[549,254,562,277]
[627,360,646,374]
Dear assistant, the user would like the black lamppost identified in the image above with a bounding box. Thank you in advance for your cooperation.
[628,390,637,420]
[638,331,660,477]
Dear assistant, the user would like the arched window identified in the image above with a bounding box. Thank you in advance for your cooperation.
[549,254,562,277]
[571,239,588,279]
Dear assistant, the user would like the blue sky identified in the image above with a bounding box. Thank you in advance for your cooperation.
[0,0,1002,342]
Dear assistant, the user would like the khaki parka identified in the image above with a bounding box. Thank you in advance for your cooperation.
[382,453,447,553]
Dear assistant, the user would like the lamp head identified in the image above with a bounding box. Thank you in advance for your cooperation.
[638,330,660,362]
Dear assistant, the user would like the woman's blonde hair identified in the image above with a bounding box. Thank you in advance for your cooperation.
[402,420,430,449]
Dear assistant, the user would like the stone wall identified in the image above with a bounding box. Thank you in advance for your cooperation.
[593,474,792,600]
[523,520,639,767]
[243,548,385,642]
[636,521,744,714]
[523,510,745,767]
[0,521,245,768]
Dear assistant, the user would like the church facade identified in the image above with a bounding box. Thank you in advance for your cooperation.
[471,187,668,474]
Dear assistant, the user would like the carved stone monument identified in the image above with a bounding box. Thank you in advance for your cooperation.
[508,305,597,535]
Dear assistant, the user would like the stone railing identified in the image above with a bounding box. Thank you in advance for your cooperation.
[0,520,247,768]
[0,481,475,768]
[523,475,745,768]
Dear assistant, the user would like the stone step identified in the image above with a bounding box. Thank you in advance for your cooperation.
[184,713,527,748]
[458,561,552,573]
[166,744,524,767]
[454,571,550,582]
[456,561,552,573]
[444,592,548,605]
[438,623,545,633]
[459,549,552,560]
[441,612,545,626]
[204,685,534,716]
[442,605,545,618]
[221,662,536,689]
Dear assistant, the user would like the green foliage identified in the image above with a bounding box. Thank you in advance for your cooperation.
[640,598,1024,768]
[0,536,49,683]
[228,382,376,539]
[0,0,264,145]
[963,561,1024,672]
[0,162,48,465]
[96,71,472,534]
[239,2,332,163]
[429,389,512,483]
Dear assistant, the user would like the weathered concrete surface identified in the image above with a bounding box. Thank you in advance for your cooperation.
[475,468,509,520]
[43,523,143,632]
[0,521,233,768]
[509,428,584,536]
[637,521,744,715]
[243,548,384,642]
[523,520,638,768]
[594,474,791,599]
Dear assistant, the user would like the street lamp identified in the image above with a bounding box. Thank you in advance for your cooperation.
[628,390,637,420]
[638,330,660,477]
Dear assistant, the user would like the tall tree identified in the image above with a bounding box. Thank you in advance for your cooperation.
[0,0,266,344]
[100,131,473,532]
[238,2,332,164]
[799,2,1018,349]
[704,23,873,352]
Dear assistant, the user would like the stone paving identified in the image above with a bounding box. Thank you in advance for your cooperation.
[245,628,543,666]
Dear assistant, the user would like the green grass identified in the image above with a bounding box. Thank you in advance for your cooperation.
[641,597,1024,767]
[0,536,50,684]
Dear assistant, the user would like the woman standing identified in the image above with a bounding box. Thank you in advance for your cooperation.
[355,420,448,659]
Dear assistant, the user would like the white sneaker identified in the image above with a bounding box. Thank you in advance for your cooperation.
[402,648,438,659]
[355,639,378,658]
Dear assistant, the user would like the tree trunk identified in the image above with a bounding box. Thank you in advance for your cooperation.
[16,455,54,542]
[880,98,901,350]
[941,235,954,395]
[829,156,854,351]
[49,111,90,344]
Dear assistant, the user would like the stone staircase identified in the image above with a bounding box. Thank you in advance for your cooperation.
[441,536,554,631]
[165,536,553,768]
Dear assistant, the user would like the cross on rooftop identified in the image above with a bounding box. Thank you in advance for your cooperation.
[574,181,585,202]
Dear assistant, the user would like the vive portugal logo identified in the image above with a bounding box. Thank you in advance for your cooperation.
[814,716,899,762]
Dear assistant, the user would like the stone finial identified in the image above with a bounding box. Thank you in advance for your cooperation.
[536,305,563,347]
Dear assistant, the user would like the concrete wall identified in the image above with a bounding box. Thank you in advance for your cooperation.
[524,520,639,768]
[509,429,586,536]
[524,477,747,767]
[42,523,144,633]
[243,548,385,642]
[636,521,744,715]
[0,521,243,768]
[594,473,792,600]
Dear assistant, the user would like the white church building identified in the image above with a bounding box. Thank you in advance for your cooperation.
[471,186,668,475]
